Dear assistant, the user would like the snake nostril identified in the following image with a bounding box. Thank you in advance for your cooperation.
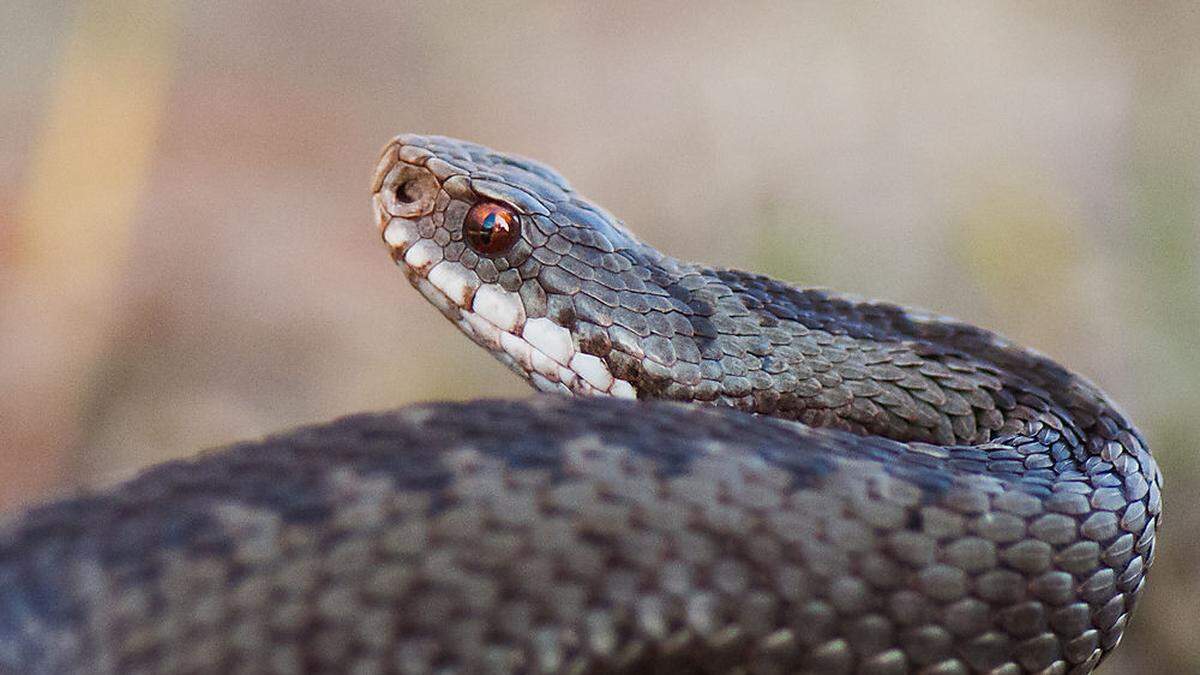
[395,180,419,204]
[383,165,438,217]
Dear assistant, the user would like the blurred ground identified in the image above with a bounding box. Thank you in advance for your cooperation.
[1,1,1197,672]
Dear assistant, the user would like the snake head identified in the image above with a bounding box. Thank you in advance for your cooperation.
[373,134,655,399]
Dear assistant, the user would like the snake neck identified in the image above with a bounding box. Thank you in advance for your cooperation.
[583,254,1064,446]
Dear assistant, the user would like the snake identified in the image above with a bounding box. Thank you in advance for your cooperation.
[0,135,1162,674]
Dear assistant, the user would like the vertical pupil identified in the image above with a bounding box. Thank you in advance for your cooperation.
[481,213,497,239]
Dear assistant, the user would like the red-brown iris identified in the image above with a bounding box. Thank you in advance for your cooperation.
[464,202,519,255]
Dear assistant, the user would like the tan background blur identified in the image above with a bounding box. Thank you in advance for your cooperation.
[1,1,1197,672]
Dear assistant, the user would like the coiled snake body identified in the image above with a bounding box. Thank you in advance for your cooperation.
[0,136,1162,674]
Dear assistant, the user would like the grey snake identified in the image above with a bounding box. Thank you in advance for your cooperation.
[0,135,1162,674]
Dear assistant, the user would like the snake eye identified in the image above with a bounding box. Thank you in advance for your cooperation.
[464,202,520,255]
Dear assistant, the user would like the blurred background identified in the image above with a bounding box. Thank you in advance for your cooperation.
[1,1,1196,671]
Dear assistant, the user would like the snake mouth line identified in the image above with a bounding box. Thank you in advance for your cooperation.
[373,142,637,401]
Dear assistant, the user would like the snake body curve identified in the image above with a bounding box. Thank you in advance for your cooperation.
[0,135,1161,674]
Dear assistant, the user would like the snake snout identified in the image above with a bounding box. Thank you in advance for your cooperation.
[373,144,444,263]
